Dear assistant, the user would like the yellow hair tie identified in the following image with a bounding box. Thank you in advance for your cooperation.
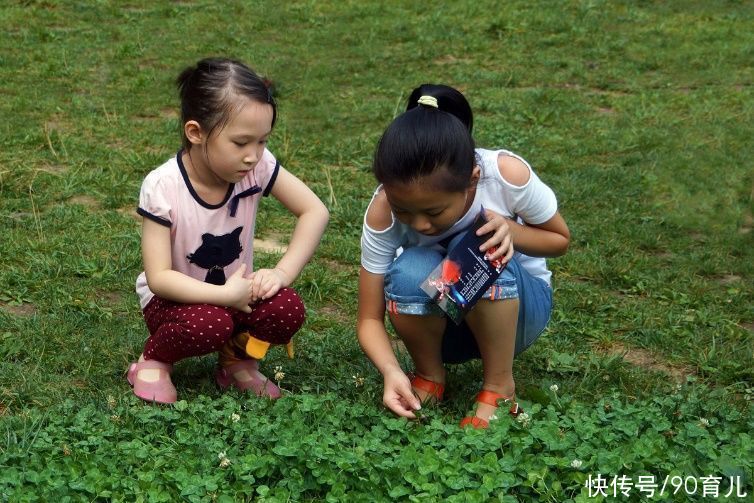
[417,95,438,109]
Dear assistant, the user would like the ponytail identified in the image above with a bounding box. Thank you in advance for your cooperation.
[373,84,475,192]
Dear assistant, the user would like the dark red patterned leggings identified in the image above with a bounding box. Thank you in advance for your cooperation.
[141,287,305,363]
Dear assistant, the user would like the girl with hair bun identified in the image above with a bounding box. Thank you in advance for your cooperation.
[358,84,569,428]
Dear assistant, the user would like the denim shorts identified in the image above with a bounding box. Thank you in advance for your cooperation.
[384,243,552,364]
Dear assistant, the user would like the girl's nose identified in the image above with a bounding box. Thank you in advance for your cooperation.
[243,148,259,164]
[411,215,432,233]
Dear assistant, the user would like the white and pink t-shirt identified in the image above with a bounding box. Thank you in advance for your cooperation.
[360,148,558,285]
[135,149,280,309]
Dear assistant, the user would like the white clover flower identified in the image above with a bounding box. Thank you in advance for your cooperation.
[110,414,121,423]
[218,451,231,468]
[571,459,583,469]
[549,384,559,393]
[274,365,285,382]
[699,417,710,427]
[352,374,365,387]
[516,412,531,427]
[231,413,241,423]
[106,395,117,409]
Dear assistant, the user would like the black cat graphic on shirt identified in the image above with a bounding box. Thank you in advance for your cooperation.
[187,227,243,285]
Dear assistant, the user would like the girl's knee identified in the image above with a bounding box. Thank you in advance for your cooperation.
[144,305,235,361]
[385,247,444,298]
[275,287,306,331]
[179,305,235,347]
[252,287,306,337]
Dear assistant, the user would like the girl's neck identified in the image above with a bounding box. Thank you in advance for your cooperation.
[182,149,230,203]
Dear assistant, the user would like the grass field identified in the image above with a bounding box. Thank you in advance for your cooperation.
[1,1,752,500]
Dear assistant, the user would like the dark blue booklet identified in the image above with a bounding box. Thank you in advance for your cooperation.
[420,209,507,324]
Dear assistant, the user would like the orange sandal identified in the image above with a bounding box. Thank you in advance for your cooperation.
[459,390,522,429]
[408,373,445,403]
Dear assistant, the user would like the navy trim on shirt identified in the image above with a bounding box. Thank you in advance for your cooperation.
[229,185,262,217]
[263,161,280,197]
[176,149,235,209]
[137,207,171,227]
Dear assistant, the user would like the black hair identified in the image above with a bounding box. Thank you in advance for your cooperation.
[175,57,276,150]
[373,84,476,192]
[406,84,473,133]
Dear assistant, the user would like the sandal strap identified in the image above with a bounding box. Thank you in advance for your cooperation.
[476,390,512,407]
[409,374,445,400]
[477,390,522,417]
[461,390,522,428]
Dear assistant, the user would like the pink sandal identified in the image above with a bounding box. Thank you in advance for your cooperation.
[215,359,281,399]
[127,360,177,404]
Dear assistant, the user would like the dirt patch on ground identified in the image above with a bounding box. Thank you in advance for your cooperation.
[117,205,141,223]
[70,379,89,390]
[96,291,125,306]
[37,163,68,175]
[7,212,34,221]
[254,236,287,254]
[604,342,693,383]
[69,195,101,209]
[653,251,674,260]
[434,55,473,65]
[322,258,356,275]
[740,212,752,235]
[739,180,753,235]
[319,303,352,325]
[0,302,36,316]
[717,274,741,285]
[160,108,179,119]
[740,322,754,334]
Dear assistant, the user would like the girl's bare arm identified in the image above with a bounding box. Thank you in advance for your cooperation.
[266,167,330,283]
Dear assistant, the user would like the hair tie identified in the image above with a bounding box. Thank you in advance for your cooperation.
[417,95,438,109]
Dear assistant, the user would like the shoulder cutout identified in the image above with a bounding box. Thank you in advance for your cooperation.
[497,153,531,187]
[365,190,393,231]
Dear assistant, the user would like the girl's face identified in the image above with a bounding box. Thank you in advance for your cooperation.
[200,98,274,184]
[383,168,479,236]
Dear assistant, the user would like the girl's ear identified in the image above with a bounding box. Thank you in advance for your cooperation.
[184,120,204,146]
[469,165,481,187]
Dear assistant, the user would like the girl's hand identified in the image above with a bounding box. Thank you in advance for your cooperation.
[383,368,422,419]
[476,209,515,264]
[249,268,288,302]
[224,264,254,313]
